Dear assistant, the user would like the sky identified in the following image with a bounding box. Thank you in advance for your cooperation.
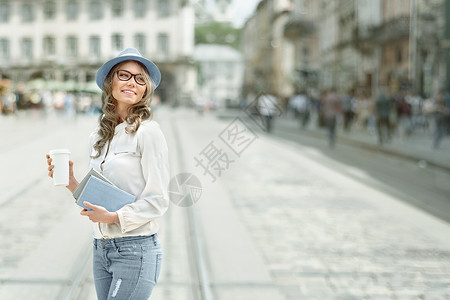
[231,0,261,27]
[196,0,261,28]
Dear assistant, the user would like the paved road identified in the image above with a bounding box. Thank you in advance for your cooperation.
[157,107,450,299]
[0,107,450,299]
[217,108,450,223]
[0,111,95,299]
[268,115,450,225]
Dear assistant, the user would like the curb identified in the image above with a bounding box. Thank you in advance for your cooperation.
[216,111,450,173]
[301,128,450,173]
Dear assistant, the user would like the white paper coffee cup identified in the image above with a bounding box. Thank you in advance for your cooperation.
[49,149,71,186]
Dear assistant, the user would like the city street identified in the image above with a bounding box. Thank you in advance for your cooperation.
[0,106,450,299]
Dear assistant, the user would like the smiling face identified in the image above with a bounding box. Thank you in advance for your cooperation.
[111,61,147,118]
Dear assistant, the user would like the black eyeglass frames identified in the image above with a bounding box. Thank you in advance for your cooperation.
[115,70,146,86]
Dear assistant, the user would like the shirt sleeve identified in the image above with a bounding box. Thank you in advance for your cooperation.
[88,130,98,156]
[115,122,170,233]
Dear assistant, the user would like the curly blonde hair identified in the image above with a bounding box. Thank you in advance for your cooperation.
[92,61,155,158]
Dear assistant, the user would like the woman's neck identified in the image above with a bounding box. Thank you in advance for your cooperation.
[116,106,128,122]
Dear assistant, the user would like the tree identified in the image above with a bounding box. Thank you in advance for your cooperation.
[195,21,241,49]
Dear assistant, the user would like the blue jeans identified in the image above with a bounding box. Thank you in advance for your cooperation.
[93,234,162,300]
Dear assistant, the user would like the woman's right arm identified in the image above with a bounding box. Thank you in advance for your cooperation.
[46,154,79,193]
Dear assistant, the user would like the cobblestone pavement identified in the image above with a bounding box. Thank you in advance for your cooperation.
[220,128,450,299]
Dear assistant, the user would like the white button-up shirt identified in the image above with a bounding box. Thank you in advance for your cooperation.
[88,120,170,239]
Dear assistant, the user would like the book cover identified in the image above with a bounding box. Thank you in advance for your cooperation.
[74,171,136,212]
[73,168,114,200]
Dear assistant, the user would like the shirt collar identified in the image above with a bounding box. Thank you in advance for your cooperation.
[115,122,127,134]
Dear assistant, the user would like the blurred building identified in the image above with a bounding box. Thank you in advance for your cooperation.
[194,43,243,107]
[411,0,446,96]
[0,0,196,104]
[372,0,412,92]
[242,0,294,103]
[192,0,242,108]
[353,0,382,95]
[242,0,449,99]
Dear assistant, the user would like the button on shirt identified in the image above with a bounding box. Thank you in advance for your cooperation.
[88,120,170,239]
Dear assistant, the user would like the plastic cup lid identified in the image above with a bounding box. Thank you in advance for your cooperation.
[49,149,71,155]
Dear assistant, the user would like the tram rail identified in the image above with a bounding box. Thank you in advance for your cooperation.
[171,117,214,300]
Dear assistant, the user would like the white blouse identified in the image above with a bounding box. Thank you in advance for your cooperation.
[88,119,170,239]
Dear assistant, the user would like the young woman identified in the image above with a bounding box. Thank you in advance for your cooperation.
[46,48,170,299]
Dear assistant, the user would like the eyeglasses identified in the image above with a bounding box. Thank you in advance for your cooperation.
[115,70,146,86]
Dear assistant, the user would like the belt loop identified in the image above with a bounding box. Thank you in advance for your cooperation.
[111,238,118,250]
[93,239,97,249]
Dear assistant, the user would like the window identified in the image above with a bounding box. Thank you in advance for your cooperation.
[43,36,56,56]
[397,48,402,63]
[157,33,169,56]
[89,1,103,20]
[112,34,123,52]
[112,0,123,17]
[44,1,56,20]
[86,72,95,82]
[21,3,34,22]
[302,46,309,59]
[0,38,9,60]
[134,33,146,54]
[67,36,78,57]
[21,38,33,60]
[0,1,10,23]
[134,0,146,18]
[63,72,71,81]
[66,0,79,20]
[157,0,170,17]
[89,36,101,59]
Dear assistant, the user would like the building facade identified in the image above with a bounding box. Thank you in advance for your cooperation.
[194,43,243,107]
[283,0,320,93]
[242,0,449,99]
[0,0,196,104]
[241,0,293,103]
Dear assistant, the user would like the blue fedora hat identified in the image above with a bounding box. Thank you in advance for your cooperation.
[95,48,161,90]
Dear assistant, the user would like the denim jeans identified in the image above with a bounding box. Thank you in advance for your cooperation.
[93,234,162,300]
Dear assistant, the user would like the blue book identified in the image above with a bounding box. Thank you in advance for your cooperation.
[73,169,135,212]
[73,168,113,199]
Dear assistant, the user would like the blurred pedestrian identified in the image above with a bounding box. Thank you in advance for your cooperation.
[432,92,450,149]
[41,90,53,116]
[257,93,278,132]
[1,88,17,115]
[322,89,341,147]
[64,92,76,117]
[46,48,169,299]
[396,94,412,139]
[341,89,355,132]
[406,93,423,132]
[288,90,311,128]
[422,95,435,131]
[375,87,393,145]
[354,91,372,131]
